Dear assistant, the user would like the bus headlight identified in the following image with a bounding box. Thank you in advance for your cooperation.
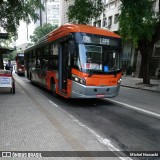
[118,78,121,84]
[72,74,86,85]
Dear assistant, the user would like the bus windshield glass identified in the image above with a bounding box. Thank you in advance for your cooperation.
[78,44,120,74]
[17,56,24,65]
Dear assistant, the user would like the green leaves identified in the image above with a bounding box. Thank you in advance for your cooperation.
[67,0,104,24]
[119,0,158,46]
[0,0,44,33]
[30,23,58,44]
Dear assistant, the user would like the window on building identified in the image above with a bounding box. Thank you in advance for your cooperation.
[106,4,109,10]
[109,1,115,9]
[103,18,107,27]
[93,21,96,26]
[153,40,160,57]
[114,14,119,24]
[97,20,101,27]
[108,16,112,27]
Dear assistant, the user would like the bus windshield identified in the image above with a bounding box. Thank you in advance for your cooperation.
[78,44,120,74]
[17,56,24,65]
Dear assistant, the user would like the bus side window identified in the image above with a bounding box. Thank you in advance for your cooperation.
[44,45,50,55]
[49,57,58,70]
[50,44,54,55]
[50,43,58,55]
[36,49,42,68]
[42,59,49,70]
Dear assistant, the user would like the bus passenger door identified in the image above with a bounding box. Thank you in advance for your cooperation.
[59,43,69,94]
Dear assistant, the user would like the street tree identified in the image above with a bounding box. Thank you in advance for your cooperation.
[0,0,44,69]
[67,0,104,24]
[119,0,160,84]
[0,0,44,33]
[30,23,58,44]
[0,35,15,69]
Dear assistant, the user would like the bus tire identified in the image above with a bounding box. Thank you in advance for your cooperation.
[50,79,58,97]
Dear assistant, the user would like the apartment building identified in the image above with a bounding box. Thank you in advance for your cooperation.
[93,0,120,32]
[36,0,61,26]
[60,0,73,24]
[47,0,61,26]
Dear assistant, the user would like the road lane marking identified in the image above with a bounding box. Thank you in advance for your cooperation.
[49,100,132,160]
[49,100,59,108]
[105,98,160,120]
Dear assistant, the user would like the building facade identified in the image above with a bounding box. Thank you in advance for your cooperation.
[60,0,73,25]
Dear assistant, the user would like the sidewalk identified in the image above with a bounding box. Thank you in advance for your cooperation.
[121,76,160,93]
[0,74,122,160]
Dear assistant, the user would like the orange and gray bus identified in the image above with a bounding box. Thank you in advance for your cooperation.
[24,24,122,98]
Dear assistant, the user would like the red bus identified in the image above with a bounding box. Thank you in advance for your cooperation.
[15,53,25,75]
[24,24,122,98]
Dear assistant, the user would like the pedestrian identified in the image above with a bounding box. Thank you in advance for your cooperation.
[5,60,13,72]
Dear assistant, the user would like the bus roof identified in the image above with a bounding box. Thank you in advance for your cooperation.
[25,24,121,52]
[47,24,121,42]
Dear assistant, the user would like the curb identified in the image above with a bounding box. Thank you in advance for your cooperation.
[121,85,160,93]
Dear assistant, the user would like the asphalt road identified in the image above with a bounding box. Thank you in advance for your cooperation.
[43,91,160,152]
[13,74,160,159]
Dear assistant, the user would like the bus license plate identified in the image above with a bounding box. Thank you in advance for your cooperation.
[96,94,105,98]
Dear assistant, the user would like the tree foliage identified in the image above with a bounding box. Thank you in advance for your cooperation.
[8,50,19,61]
[67,0,104,24]
[119,0,159,46]
[30,23,58,44]
[0,0,44,34]
[119,0,160,84]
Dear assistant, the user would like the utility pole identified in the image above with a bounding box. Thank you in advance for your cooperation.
[40,0,42,26]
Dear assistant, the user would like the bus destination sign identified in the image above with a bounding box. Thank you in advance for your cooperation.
[82,36,110,45]
[75,33,120,46]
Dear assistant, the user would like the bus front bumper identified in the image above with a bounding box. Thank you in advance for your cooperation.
[70,81,120,98]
